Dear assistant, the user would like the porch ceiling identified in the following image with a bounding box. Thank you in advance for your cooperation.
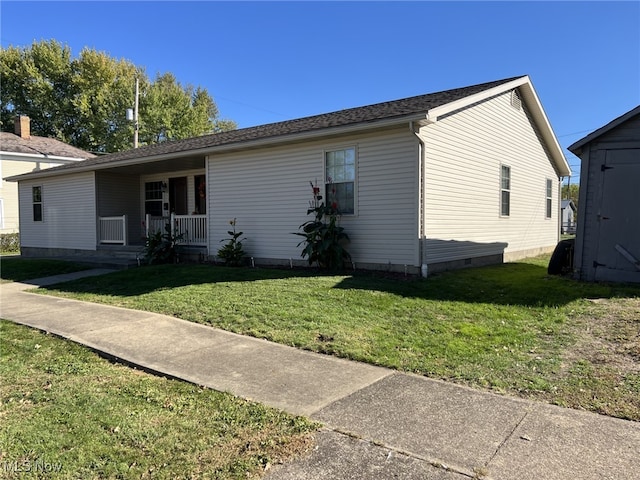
[102,154,206,175]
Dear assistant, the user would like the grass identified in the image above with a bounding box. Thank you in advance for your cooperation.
[3,256,640,421]
[0,257,90,283]
[0,320,318,479]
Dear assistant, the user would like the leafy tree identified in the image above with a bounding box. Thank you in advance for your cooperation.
[0,40,236,153]
[562,183,579,207]
[0,40,75,140]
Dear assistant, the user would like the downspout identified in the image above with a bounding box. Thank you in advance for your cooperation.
[410,121,428,277]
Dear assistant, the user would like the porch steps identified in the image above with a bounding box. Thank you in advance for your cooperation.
[83,245,144,269]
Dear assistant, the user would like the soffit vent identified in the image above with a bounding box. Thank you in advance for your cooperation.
[510,90,522,110]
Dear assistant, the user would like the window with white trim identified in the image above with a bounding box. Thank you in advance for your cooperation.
[144,181,164,216]
[500,165,511,217]
[325,147,355,214]
[545,178,553,219]
[32,186,43,222]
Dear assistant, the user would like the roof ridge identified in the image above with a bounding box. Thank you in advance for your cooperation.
[6,76,529,177]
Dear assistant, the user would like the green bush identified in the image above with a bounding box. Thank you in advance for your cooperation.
[141,223,183,265]
[217,218,247,266]
[0,233,20,253]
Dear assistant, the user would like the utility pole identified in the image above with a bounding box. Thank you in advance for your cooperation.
[133,77,139,148]
[126,77,140,148]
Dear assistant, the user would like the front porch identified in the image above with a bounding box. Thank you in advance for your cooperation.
[98,213,208,248]
[94,163,209,256]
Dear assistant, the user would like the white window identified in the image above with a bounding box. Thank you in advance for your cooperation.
[32,186,43,222]
[500,165,511,217]
[0,199,4,229]
[325,147,356,214]
[546,179,553,219]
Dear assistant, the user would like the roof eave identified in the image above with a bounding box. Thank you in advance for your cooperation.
[426,75,571,177]
[5,114,427,182]
[568,105,640,155]
[0,151,89,164]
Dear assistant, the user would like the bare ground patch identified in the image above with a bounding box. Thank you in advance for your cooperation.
[542,297,640,420]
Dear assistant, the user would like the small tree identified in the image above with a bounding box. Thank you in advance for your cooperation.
[295,181,351,270]
[217,218,247,266]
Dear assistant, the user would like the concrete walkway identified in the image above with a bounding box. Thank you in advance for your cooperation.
[1,269,639,480]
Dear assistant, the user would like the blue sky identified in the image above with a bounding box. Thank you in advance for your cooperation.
[1,1,639,181]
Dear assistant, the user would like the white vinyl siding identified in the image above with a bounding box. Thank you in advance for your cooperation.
[419,89,560,265]
[18,171,97,250]
[207,127,419,266]
[0,159,61,234]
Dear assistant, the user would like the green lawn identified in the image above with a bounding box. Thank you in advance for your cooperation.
[11,255,638,422]
[0,257,90,283]
[0,321,317,479]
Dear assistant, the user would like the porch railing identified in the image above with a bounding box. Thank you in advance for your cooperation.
[98,215,127,245]
[173,214,207,246]
[145,213,207,247]
[145,215,169,236]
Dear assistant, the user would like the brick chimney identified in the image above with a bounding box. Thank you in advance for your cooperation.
[15,115,31,139]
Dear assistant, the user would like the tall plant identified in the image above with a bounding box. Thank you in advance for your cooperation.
[217,218,247,266]
[141,222,183,265]
[295,181,351,270]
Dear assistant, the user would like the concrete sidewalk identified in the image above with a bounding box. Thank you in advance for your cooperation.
[2,269,639,480]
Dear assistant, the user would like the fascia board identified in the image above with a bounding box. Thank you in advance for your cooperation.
[6,114,426,182]
[425,76,571,177]
[568,105,640,154]
[0,151,87,164]
[425,76,530,122]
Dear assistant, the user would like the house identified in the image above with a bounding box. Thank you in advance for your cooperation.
[7,75,570,275]
[1,116,94,234]
[561,199,577,234]
[568,105,640,283]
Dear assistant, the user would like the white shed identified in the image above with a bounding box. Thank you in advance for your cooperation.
[561,199,577,234]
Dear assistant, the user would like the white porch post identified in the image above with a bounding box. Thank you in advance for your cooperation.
[122,214,128,245]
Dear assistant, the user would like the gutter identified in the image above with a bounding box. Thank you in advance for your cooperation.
[6,114,429,182]
[0,151,88,164]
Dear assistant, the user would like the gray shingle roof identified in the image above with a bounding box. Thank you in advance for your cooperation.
[10,76,523,176]
[0,132,96,159]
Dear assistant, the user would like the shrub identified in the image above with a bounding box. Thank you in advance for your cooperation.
[217,219,247,266]
[0,233,20,253]
[141,223,183,265]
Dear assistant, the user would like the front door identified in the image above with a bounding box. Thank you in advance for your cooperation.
[169,177,188,215]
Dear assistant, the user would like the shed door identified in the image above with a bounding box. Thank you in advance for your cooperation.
[594,148,640,282]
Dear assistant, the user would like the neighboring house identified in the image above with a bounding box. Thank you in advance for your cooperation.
[0,116,95,233]
[568,105,640,283]
[7,75,570,275]
[561,199,577,234]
